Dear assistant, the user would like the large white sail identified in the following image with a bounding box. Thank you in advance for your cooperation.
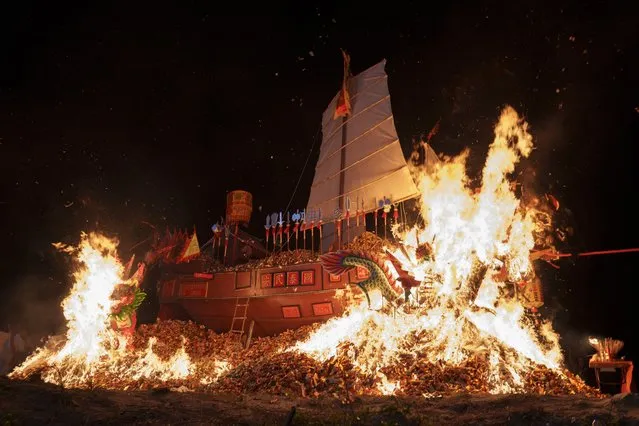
[306,59,419,223]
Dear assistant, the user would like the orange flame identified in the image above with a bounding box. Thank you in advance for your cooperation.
[11,106,579,397]
[10,233,229,387]
[293,106,564,395]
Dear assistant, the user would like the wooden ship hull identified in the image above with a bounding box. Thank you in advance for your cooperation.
[157,261,370,337]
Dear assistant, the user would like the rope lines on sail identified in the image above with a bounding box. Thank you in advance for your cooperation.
[320,75,386,142]
[315,115,394,169]
[307,166,416,213]
[311,138,400,189]
[321,93,391,156]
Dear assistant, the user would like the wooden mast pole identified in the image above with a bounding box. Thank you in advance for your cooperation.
[232,223,239,262]
[338,115,347,249]
[336,49,350,250]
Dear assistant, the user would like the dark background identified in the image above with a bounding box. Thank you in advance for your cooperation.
[1,1,637,387]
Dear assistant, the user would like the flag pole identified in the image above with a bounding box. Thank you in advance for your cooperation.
[232,223,239,262]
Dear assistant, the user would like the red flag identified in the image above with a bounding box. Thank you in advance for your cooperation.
[333,49,352,119]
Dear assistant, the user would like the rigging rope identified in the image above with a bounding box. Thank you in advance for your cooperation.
[536,247,639,268]
[283,125,322,216]
[568,247,639,257]
[270,125,322,255]
[576,248,639,257]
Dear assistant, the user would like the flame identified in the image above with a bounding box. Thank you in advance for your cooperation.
[293,106,564,394]
[10,106,586,397]
[10,233,229,388]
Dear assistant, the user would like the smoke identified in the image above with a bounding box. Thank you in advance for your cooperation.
[136,263,161,325]
[0,217,165,340]
[0,274,67,348]
[0,229,164,352]
[558,328,596,379]
[525,113,568,178]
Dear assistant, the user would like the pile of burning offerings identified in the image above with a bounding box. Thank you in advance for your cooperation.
[345,231,389,253]
[11,106,600,398]
[11,315,596,398]
[206,232,384,273]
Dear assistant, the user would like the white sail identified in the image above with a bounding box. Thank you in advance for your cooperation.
[306,59,419,222]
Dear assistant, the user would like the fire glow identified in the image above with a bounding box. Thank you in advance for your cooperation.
[293,106,564,394]
[10,233,229,388]
[10,106,593,397]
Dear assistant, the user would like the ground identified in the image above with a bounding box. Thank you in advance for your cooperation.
[1,377,638,425]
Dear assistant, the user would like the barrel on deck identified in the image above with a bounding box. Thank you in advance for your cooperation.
[226,190,253,225]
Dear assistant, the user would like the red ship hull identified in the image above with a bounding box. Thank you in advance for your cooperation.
[157,261,370,337]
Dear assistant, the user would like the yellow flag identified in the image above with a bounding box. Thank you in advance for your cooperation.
[179,232,200,262]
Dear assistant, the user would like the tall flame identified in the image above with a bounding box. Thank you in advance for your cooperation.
[52,234,123,364]
[293,106,564,394]
[10,232,229,388]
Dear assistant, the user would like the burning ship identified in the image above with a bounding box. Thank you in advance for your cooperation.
[10,53,611,399]
[152,55,546,342]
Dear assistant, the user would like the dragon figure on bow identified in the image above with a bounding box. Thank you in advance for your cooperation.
[320,248,423,308]
[109,255,147,343]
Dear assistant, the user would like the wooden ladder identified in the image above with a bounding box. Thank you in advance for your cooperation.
[230,296,250,337]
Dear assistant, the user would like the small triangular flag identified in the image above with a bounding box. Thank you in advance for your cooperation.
[178,231,200,263]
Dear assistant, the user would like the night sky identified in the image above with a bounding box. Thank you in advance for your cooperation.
[1,2,638,382]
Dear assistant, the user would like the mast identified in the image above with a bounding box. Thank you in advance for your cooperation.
[339,116,347,213]
[337,49,351,216]
[336,50,351,249]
